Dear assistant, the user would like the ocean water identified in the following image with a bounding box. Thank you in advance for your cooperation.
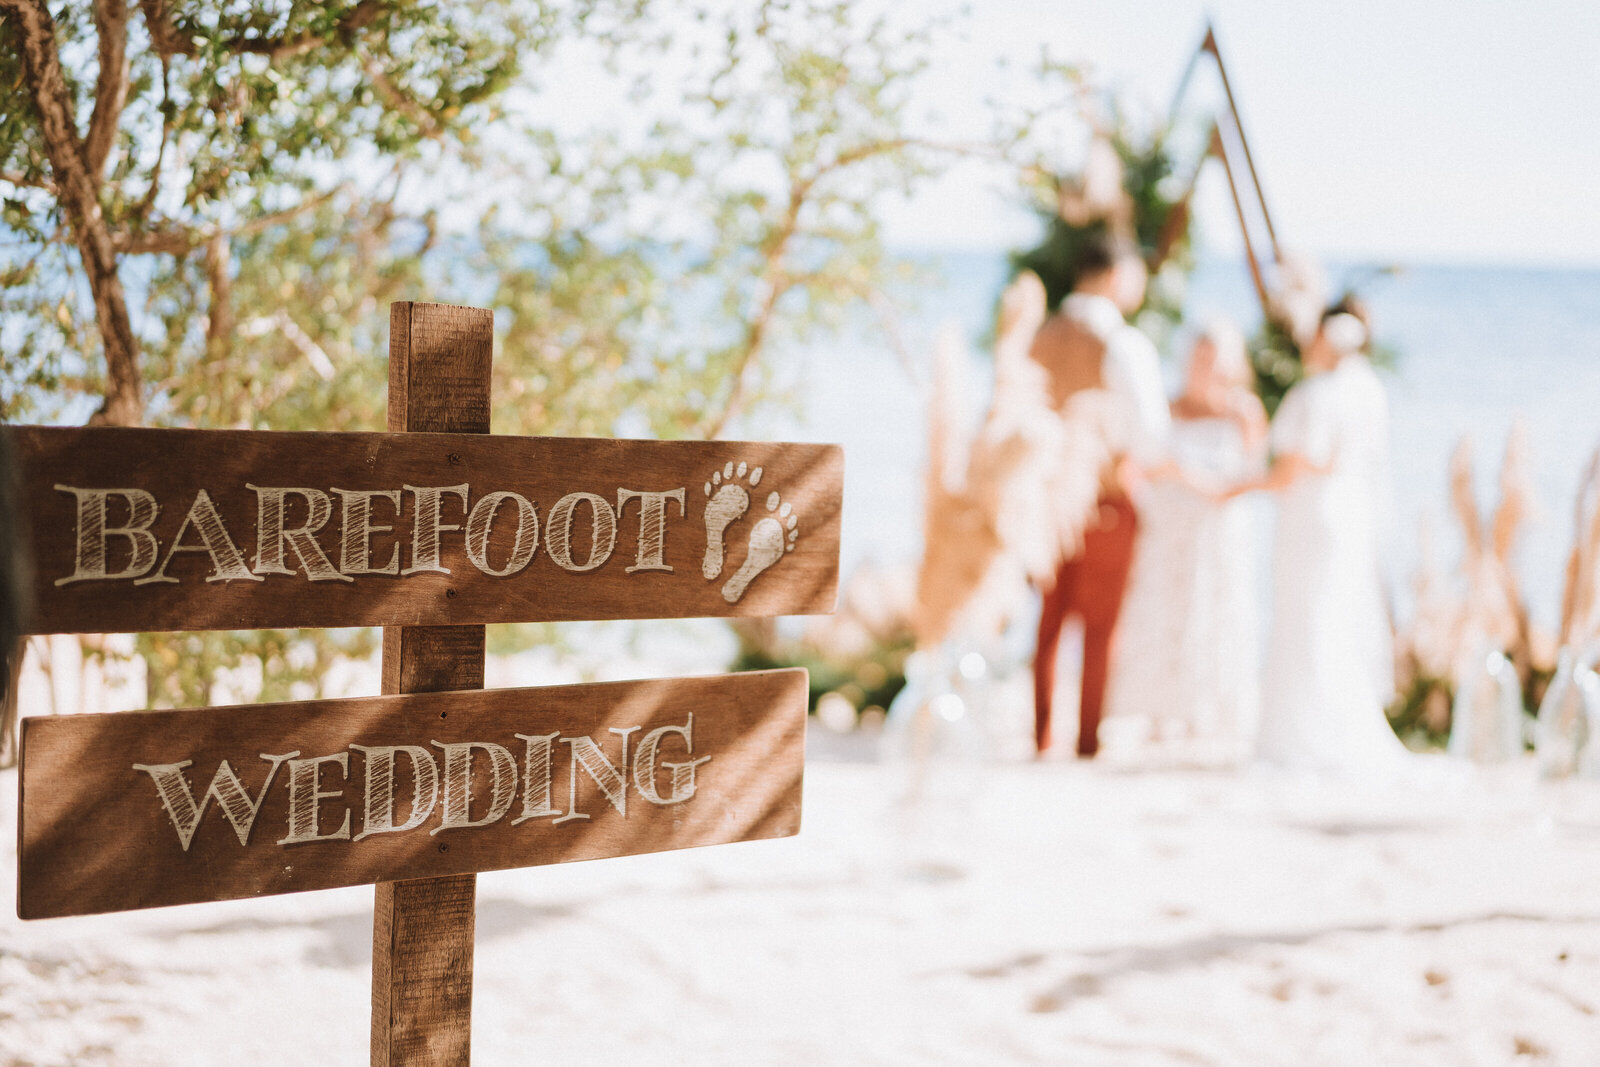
[774,252,1600,633]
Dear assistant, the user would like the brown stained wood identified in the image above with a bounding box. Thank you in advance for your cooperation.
[374,874,476,1067]
[6,425,844,637]
[377,300,492,1067]
[383,626,486,695]
[15,669,808,920]
[8,298,833,1066]
[377,624,484,1067]
[388,302,493,435]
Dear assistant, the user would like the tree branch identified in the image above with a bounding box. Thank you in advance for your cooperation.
[84,0,131,178]
[696,135,996,438]
[115,187,345,256]
[700,271,788,439]
[234,186,344,235]
[1,0,143,426]
[361,50,444,140]
[137,0,186,57]
[139,0,386,62]
[133,54,172,218]
[0,170,56,191]
[203,231,233,362]
[116,226,197,256]
[248,0,385,61]
[698,183,804,439]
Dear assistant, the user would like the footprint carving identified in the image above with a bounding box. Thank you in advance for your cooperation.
[701,461,760,580]
[720,491,799,604]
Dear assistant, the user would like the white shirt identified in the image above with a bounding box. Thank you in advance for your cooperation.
[1061,293,1170,465]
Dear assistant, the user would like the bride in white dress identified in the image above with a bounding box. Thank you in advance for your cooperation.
[1230,305,1409,777]
[1105,320,1266,756]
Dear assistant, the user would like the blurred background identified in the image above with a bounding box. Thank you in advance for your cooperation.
[3,1,1600,1063]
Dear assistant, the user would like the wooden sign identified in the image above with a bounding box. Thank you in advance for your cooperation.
[17,669,805,920]
[12,302,835,1065]
[6,424,843,635]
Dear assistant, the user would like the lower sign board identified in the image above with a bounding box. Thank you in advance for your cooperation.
[17,669,805,920]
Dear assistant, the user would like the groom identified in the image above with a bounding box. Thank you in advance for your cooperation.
[1028,233,1169,758]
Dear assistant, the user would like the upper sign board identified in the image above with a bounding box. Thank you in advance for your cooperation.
[6,426,842,634]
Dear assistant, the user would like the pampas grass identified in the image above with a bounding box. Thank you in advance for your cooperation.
[1392,423,1551,741]
[1492,423,1534,566]
[910,271,1110,649]
[1559,447,1600,649]
[1403,513,1457,685]
[1448,429,1530,655]
[1396,425,1546,725]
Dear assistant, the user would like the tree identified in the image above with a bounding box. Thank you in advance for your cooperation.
[0,0,536,426]
[1,0,1001,709]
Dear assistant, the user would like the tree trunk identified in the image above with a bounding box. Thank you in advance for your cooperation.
[2,0,143,426]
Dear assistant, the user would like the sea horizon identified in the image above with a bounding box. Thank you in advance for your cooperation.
[778,250,1600,636]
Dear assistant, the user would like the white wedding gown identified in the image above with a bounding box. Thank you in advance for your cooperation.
[1256,357,1409,777]
[1106,414,1263,755]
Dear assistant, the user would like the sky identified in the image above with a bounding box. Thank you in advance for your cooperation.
[881,0,1600,266]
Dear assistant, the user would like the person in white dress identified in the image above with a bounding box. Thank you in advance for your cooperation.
[1105,319,1267,758]
[1227,303,1409,777]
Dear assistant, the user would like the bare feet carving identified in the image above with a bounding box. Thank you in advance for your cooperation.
[720,490,798,604]
[701,461,761,580]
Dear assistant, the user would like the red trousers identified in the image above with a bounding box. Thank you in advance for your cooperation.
[1034,495,1139,757]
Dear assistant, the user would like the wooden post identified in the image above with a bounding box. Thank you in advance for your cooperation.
[1203,26,1280,260]
[1210,125,1271,322]
[372,302,493,1066]
[9,296,837,1057]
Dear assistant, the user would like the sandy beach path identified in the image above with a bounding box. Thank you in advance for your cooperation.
[3,755,1599,1065]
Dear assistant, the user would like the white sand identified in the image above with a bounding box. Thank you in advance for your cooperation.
[4,747,1600,1066]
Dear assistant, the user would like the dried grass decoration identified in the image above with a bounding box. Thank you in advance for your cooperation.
[1442,426,1541,763]
[1560,447,1600,650]
[910,272,1111,649]
[1537,444,1600,779]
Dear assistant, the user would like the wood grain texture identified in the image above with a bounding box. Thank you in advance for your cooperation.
[6,426,843,636]
[388,302,493,435]
[15,668,808,920]
[374,874,476,1067]
[377,300,492,1067]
